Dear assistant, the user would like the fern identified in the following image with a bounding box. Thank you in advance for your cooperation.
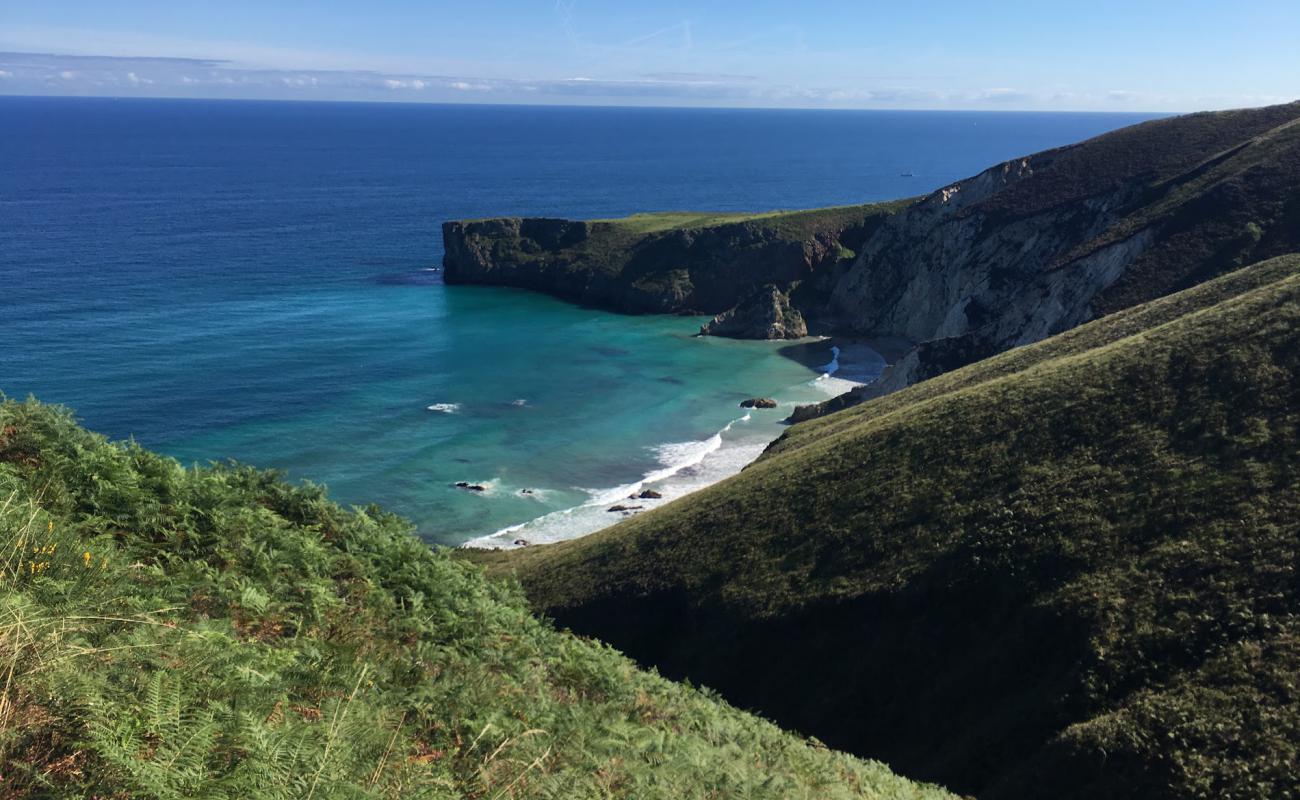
[0,397,949,800]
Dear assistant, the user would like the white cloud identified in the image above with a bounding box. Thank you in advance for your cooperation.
[969,87,1030,103]
[0,49,1266,111]
[382,78,429,90]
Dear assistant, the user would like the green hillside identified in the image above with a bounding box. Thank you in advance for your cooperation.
[479,255,1300,799]
[590,203,914,238]
[0,400,950,799]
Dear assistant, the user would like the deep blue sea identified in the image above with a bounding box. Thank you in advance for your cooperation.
[0,97,1159,546]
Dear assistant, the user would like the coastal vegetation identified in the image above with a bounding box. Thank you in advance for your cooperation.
[0,398,948,799]
[474,254,1300,799]
[591,203,916,239]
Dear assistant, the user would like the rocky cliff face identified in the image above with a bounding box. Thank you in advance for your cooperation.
[442,208,888,318]
[784,101,1300,415]
[824,105,1299,371]
[444,101,1300,405]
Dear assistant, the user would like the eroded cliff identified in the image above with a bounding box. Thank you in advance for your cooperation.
[442,101,1300,405]
[442,205,902,326]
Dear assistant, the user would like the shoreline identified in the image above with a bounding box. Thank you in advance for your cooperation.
[460,336,883,550]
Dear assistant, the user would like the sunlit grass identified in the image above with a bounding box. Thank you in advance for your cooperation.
[0,397,950,799]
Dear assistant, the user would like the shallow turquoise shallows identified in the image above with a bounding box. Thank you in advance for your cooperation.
[0,97,1160,545]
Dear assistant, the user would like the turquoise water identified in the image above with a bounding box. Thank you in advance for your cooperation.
[159,280,850,546]
[0,97,1158,545]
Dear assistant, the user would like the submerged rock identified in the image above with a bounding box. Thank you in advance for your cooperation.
[454,481,488,492]
[607,505,643,513]
[636,489,664,499]
[741,397,779,409]
[701,284,808,340]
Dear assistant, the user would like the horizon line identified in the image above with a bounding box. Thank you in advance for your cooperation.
[0,91,1207,116]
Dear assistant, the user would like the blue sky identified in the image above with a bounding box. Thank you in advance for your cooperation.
[1,1,1296,110]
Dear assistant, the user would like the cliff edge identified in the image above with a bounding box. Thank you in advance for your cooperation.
[442,204,905,331]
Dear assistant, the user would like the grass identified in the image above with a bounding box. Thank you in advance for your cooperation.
[592,211,785,234]
[977,101,1300,224]
[476,254,1300,799]
[593,202,914,237]
[0,399,952,799]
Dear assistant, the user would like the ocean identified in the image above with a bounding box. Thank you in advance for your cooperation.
[0,97,1159,546]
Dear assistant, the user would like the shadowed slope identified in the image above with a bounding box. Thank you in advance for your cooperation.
[481,255,1300,799]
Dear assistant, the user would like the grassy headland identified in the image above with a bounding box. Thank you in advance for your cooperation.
[441,201,911,320]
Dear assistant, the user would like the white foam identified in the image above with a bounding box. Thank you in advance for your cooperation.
[460,342,872,551]
[650,433,722,474]
[810,374,863,396]
[426,403,461,414]
[464,415,751,549]
[808,344,865,395]
[511,398,528,407]
[819,345,842,376]
[461,436,770,550]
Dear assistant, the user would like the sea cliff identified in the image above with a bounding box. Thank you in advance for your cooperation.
[443,101,1300,410]
[442,204,905,337]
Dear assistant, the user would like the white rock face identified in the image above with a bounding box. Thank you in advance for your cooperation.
[826,153,1155,385]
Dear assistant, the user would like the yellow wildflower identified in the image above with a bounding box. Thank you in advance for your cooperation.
[84,551,92,567]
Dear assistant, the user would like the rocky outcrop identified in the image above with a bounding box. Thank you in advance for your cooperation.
[701,284,807,339]
[740,397,779,409]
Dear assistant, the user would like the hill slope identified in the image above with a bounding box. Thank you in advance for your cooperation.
[478,255,1300,799]
[0,399,949,799]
